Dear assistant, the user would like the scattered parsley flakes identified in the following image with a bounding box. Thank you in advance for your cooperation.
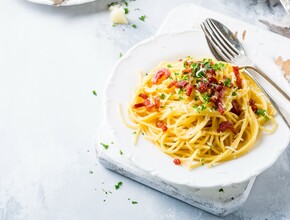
[202,93,210,103]
[139,15,147,21]
[219,188,224,192]
[131,201,138,204]
[256,109,269,121]
[124,8,129,14]
[100,142,109,150]
[132,131,137,135]
[232,91,237,96]
[89,170,93,174]
[224,78,231,87]
[132,24,137,29]
[107,1,118,8]
[121,0,128,6]
[119,52,123,58]
[160,93,166,100]
[167,64,172,68]
[120,150,123,155]
[115,181,123,190]
[92,90,97,96]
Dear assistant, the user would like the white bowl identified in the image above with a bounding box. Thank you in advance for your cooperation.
[27,0,95,6]
[104,30,290,188]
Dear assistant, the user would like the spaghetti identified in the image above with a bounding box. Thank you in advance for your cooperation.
[127,57,276,169]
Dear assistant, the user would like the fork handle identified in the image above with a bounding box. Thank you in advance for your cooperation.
[243,65,290,102]
[243,68,290,129]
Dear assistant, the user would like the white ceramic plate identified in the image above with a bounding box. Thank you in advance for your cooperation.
[27,0,94,6]
[104,30,290,188]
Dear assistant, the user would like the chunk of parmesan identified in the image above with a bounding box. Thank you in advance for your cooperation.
[109,5,128,24]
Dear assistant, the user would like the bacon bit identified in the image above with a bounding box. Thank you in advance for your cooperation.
[133,103,145,108]
[208,77,218,84]
[217,121,236,134]
[217,88,225,103]
[144,99,155,110]
[217,103,225,115]
[167,80,177,88]
[206,69,216,77]
[139,93,148,99]
[249,99,258,113]
[230,100,241,115]
[184,60,189,68]
[176,80,189,88]
[156,121,168,131]
[152,68,171,84]
[178,58,183,61]
[173,158,181,165]
[182,68,192,74]
[196,81,208,93]
[233,66,242,89]
[185,84,194,96]
[154,97,161,110]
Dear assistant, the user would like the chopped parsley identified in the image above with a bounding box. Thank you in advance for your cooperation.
[132,131,137,135]
[121,0,128,6]
[224,78,231,87]
[160,93,166,100]
[115,181,123,190]
[131,201,138,204]
[100,143,109,150]
[124,8,129,14]
[202,93,210,103]
[92,90,97,96]
[167,64,172,68]
[120,150,123,155]
[212,62,225,71]
[119,52,123,58]
[232,91,237,96]
[107,1,118,7]
[139,15,147,21]
[219,188,224,192]
[89,170,93,174]
[132,24,137,29]
[256,109,269,121]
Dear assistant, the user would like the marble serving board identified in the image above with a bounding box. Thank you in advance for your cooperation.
[96,4,290,216]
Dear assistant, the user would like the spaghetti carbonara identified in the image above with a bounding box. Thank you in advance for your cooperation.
[127,57,276,169]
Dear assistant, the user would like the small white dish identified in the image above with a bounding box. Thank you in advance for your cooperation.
[27,0,95,6]
[104,30,290,188]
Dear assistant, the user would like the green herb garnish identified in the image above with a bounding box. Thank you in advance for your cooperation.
[115,181,123,190]
[92,90,97,96]
[202,93,210,103]
[120,150,123,155]
[132,201,138,204]
[124,8,129,14]
[107,1,118,7]
[100,143,109,150]
[160,93,166,100]
[139,15,147,21]
[232,91,237,96]
[89,170,93,174]
[256,109,269,121]
[167,64,172,68]
[219,188,224,192]
[224,78,231,87]
[119,52,123,58]
[132,24,137,29]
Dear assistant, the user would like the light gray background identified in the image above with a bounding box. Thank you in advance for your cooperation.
[0,0,289,219]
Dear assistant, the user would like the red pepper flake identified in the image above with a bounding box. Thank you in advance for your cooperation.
[249,99,258,113]
[185,84,194,96]
[156,121,168,131]
[176,80,189,88]
[152,68,171,84]
[167,80,177,88]
[173,158,181,165]
[233,66,242,89]
[217,121,236,134]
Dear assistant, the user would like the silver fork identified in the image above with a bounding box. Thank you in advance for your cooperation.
[200,18,290,102]
[201,18,290,128]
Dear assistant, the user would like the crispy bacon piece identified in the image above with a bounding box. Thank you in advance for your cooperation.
[133,103,145,108]
[138,93,148,99]
[208,77,218,84]
[154,97,161,110]
[206,69,216,78]
[182,68,192,74]
[249,99,258,113]
[176,80,189,88]
[230,100,241,115]
[173,158,181,165]
[185,84,194,96]
[217,103,225,115]
[156,121,168,131]
[196,81,208,93]
[233,66,242,89]
[167,80,177,88]
[152,68,171,84]
[217,121,236,134]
